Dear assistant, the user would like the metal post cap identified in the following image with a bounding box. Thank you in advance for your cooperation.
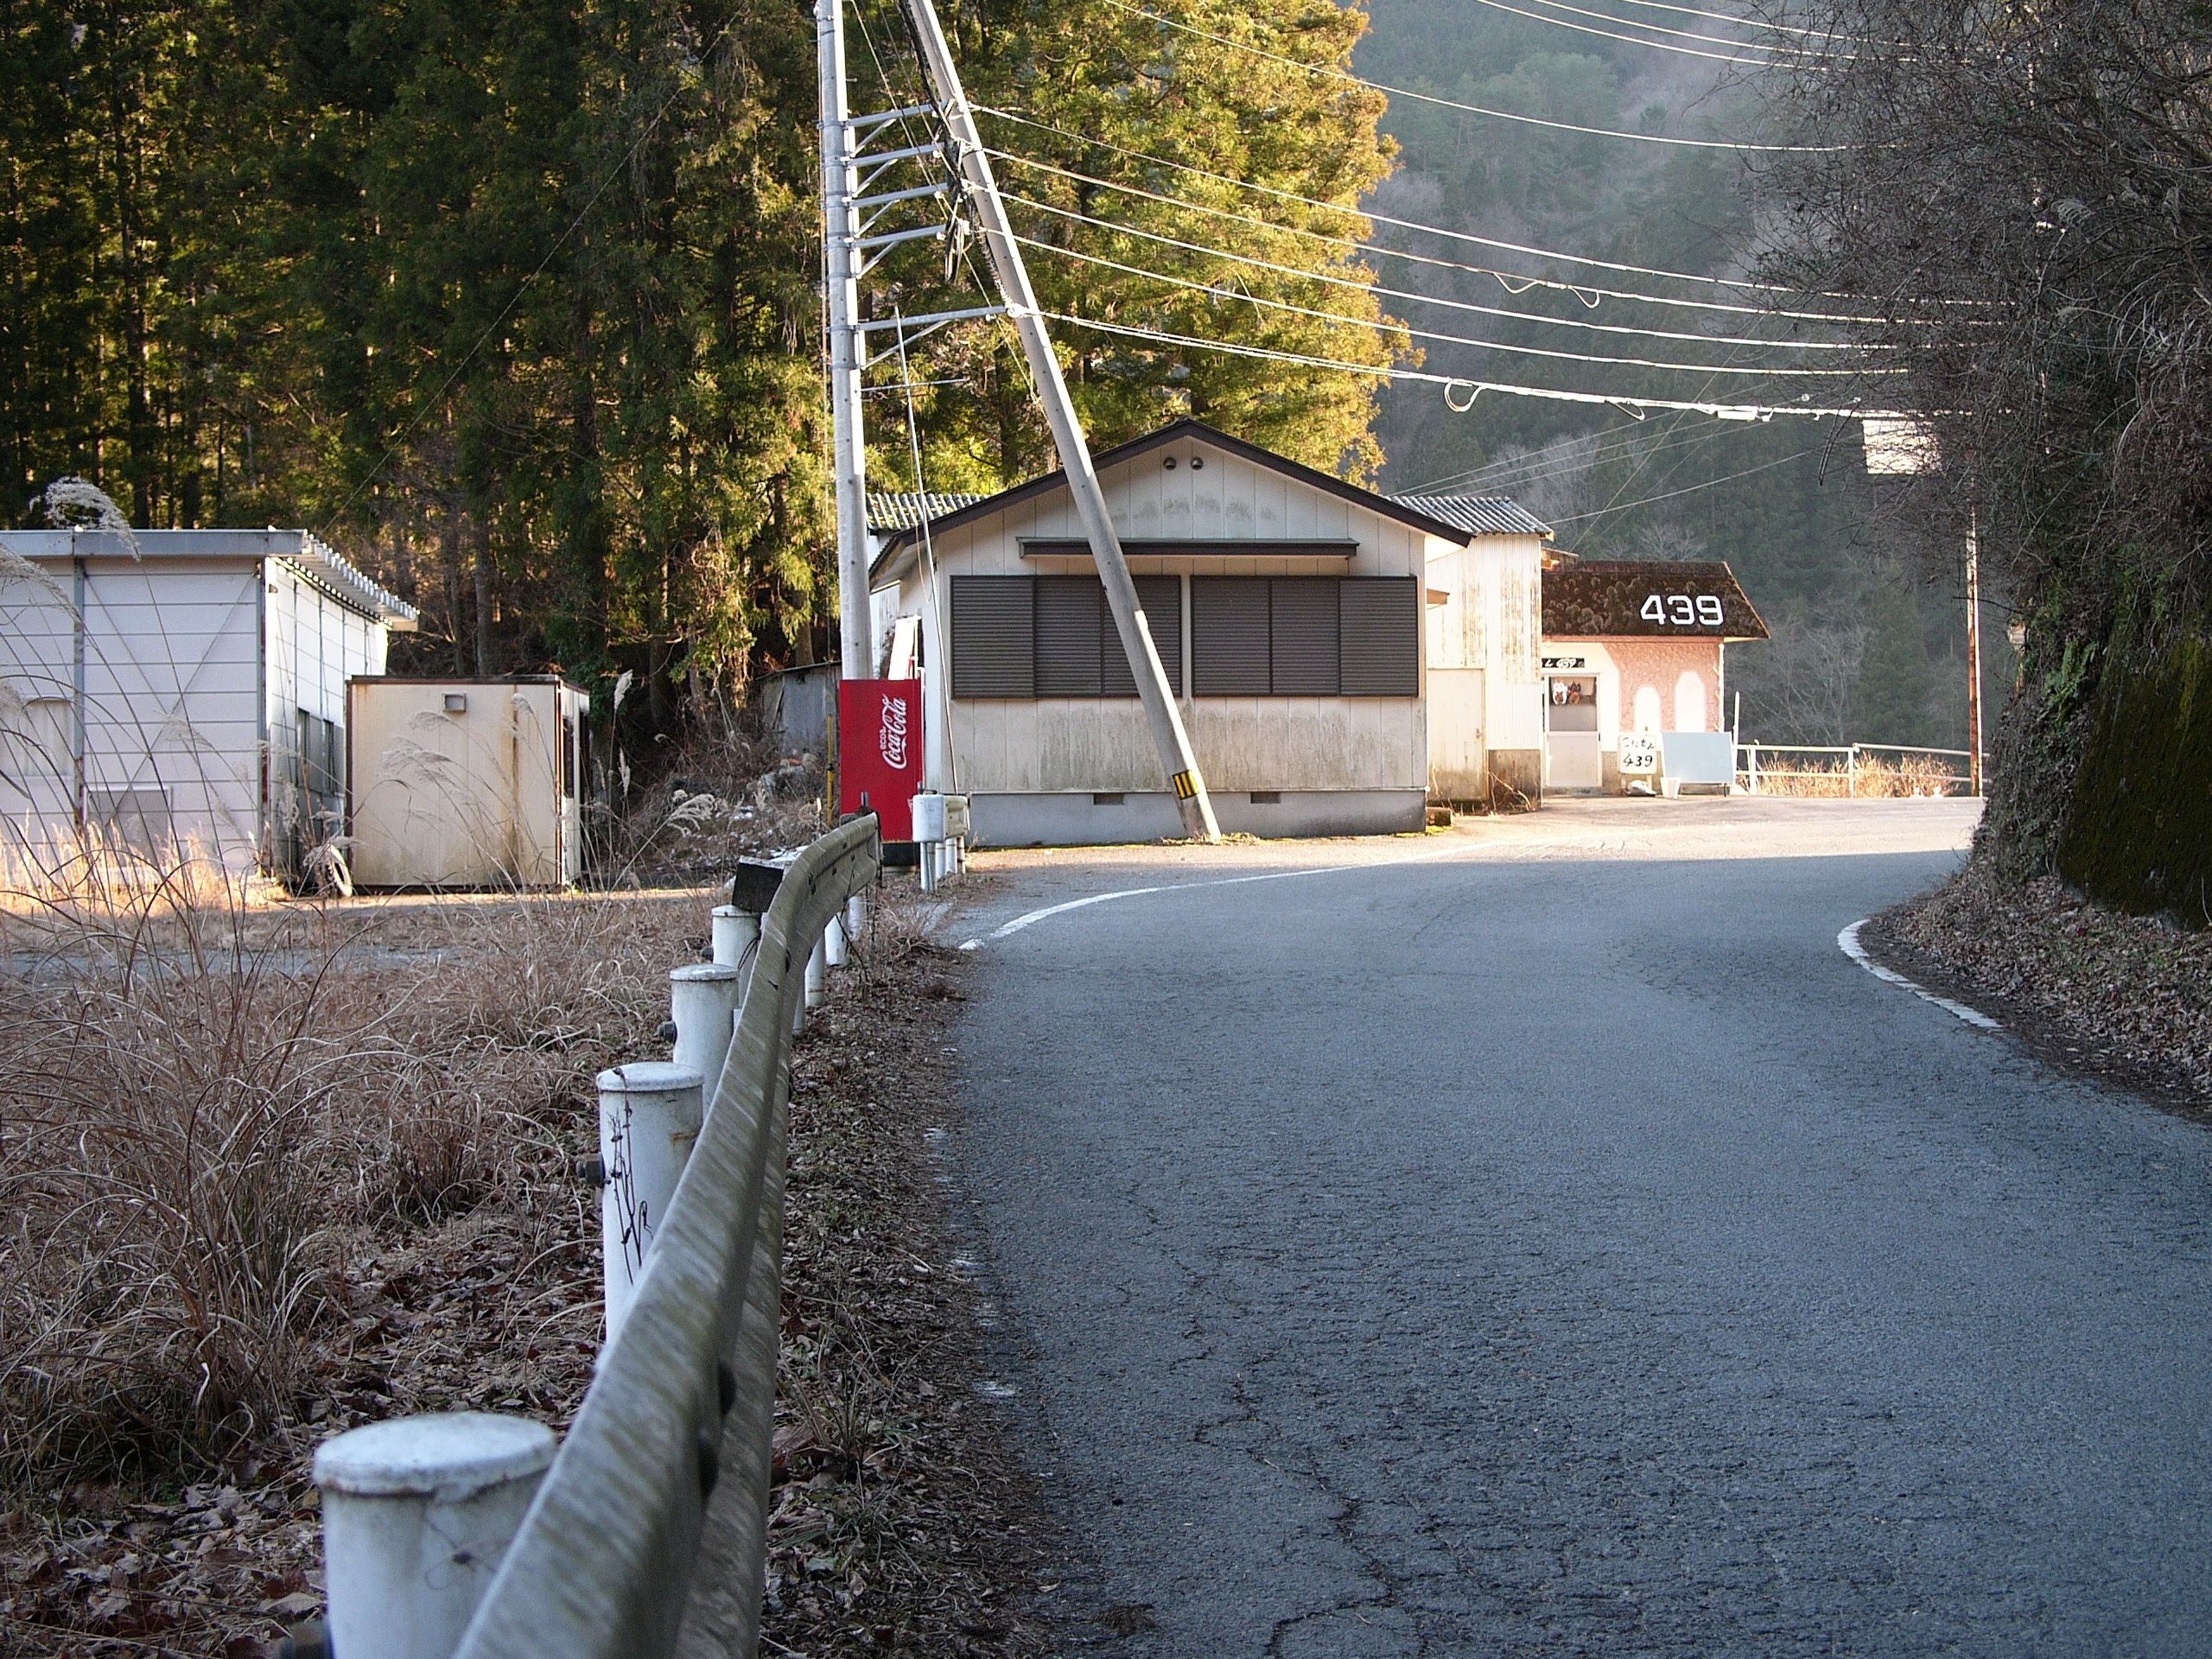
[312,1413,555,1502]
[670,963,741,982]
[594,1061,706,1096]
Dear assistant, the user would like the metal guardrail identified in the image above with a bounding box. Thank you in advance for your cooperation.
[450,815,880,1659]
[1736,741,1980,796]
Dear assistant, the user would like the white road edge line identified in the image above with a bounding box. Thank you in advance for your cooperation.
[1838,918,2002,1031]
[957,833,1609,950]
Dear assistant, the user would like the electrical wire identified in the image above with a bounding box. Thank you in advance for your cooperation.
[1402,417,1738,493]
[1041,308,1885,417]
[1547,447,1815,523]
[1094,0,1852,150]
[1599,0,1864,41]
[978,109,1965,318]
[1003,187,1887,351]
[1499,0,1835,55]
[1013,227,1898,377]
[1465,0,1828,63]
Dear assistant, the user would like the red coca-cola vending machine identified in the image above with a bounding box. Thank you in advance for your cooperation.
[836,678,923,842]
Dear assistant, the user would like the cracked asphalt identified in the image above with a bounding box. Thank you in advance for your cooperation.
[948,798,2212,1657]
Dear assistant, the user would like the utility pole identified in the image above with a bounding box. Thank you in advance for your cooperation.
[818,0,871,687]
[898,0,1221,842]
[1966,506,1984,798]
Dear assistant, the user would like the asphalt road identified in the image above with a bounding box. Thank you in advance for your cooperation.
[947,798,2212,1658]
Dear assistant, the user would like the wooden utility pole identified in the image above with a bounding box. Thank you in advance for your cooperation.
[898,0,1222,842]
[1967,506,1984,797]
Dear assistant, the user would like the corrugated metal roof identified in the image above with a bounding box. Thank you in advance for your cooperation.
[5,528,418,626]
[868,492,983,533]
[1388,493,1553,537]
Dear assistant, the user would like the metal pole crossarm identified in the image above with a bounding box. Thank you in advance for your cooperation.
[849,103,938,138]
[856,222,948,251]
[855,303,1005,333]
[899,0,1221,842]
[855,141,949,181]
[856,179,955,213]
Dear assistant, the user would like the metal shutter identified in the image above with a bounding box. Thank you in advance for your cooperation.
[950,576,1035,698]
[1191,578,1271,696]
[1103,575,1184,697]
[1338,578,1420,696]
[1270,577,1341,696]
[1034,575,1103,696]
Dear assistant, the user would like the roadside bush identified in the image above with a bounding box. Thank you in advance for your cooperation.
[0,851,696,1498]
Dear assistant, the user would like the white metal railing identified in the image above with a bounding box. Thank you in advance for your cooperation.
[455,815,880,1658]
[298,816,883,1659]
[1736,741,1979,797]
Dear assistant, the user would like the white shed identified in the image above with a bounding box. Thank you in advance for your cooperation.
[0,528,416,880]
[345,676,590,889]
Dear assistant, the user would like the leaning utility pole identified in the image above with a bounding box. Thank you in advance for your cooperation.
[818,0,871,686]
[898,0,1221,841]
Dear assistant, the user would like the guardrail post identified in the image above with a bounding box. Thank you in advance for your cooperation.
[669,963,742,1099]
[597,1061,706,1343]
[823,912,849,969]
[804,931,828,1010]
[311,1414,556,1659]
[710,904,757,974]
[1847,745,1859,798]
[1748,745,1760,795]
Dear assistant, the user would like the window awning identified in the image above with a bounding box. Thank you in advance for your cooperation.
[1020,538,1357,561]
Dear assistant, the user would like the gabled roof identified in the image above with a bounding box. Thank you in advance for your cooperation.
[869,418,1521,579]
[1541,558,1769,641]
[1390,493,1551,537]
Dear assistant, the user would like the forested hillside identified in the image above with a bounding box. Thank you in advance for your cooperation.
[1,0,1398,723]
[1356,0,2000,749]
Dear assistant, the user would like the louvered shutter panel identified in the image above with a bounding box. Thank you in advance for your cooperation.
[1034,575,1104,696]
[1191,578,1271,696]
[1338,577,1420,696]
[951,576,1035,697]
[1269,577,1341,696]
[1103,575,1184,697]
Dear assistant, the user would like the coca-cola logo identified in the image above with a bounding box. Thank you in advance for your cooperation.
[879,696,910,771]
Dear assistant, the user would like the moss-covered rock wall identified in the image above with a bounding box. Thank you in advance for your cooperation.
[2056,621,2212,927]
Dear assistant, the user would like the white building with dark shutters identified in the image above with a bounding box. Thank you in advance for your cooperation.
[868,419,1549,846]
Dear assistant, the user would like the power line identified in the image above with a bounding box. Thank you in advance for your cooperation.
[1503,0,1833,55]
[1402,418,1740,493]
[1548,447,1815,523]
[1599,0,1854,40]
[1043,308,1885,417]
[1012,223,1898,377]
[978,107,1956,318]
[1096,0,1853,151]
[995,158,1892,340]
[1465,0,1823,63]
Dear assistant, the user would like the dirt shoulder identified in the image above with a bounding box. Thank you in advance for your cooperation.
[1862,871,2212,1115]
[0,885,1044,1658]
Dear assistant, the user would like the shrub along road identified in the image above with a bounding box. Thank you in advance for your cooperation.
[950,798,2212,1657]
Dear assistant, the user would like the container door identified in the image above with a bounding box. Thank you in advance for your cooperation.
[1544,674,1602,791]
[559,695,584,883]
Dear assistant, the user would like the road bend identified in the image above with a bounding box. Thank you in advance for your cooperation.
[947,798,2212,1658]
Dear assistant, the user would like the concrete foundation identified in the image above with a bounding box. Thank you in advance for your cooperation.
[971,790,1427,848]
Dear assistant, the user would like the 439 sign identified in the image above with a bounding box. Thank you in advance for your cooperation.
[1643,592,1726,628]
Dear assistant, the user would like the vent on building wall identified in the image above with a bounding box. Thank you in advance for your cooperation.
[1092,791,1125,805]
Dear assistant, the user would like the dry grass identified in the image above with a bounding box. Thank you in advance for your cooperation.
[0,856,700,1502]
[0,857,1045,1657]
[1745,751,1965,798]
